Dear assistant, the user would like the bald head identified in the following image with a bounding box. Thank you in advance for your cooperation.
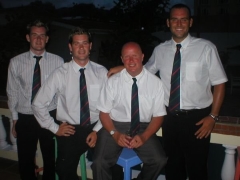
[121,42,144,77]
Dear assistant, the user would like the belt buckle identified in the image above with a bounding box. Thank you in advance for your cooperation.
[175,110,188,116]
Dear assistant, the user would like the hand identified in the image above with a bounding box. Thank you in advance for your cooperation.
[129,134,145,148]
[195,116,215,139]
[86,131,97,148]
[12,120,17,138]
[56,122,75,136]
[112,131,131,148]
[107,66,124,77]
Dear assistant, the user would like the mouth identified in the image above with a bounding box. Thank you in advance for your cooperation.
[175,28,183,31]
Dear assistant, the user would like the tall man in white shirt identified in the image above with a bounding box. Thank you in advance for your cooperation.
[92,42,167,180]
[145,4,227,180]
[6,20,64,180]
[32,27,116,180]
[107,4,228,180]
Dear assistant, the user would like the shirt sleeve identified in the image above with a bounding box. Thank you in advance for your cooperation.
[144,47,159,75]
[32,71,61,134]
[207,43,228,85]
[97,78,114,113]
[6,59,19,120]
[152,80,167,117]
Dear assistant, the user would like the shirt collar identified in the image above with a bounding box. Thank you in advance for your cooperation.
[29,50,46,60]
[123,67,145,83]
[71,60,90,73]
[171,34,191,50]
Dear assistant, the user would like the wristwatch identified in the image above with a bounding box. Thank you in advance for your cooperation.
[110,129,116,136]
[209,114,219,121]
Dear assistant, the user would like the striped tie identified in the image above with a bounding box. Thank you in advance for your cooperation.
[169,44,182,112]
[130,78,140,136]
[31,56,42,103]
[79,68,90,126]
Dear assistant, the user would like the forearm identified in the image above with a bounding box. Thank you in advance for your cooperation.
[99,112,115,132]
[141,116,164,141]
[211,83,225,115]
[107,65,125,77]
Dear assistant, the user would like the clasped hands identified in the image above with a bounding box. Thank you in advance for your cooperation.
[112,131,146,149]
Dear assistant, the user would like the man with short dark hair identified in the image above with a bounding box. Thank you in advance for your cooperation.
[32,27,108,180]
[7,20,64,180]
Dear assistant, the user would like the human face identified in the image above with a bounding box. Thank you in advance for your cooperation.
[68,34,92,66]
[26,26,49,55]
[121,42,144,77]
[167,7,193,43]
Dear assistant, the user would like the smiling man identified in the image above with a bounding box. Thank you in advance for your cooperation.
[32,27,110,180]
[92,42,167,180]
[107,3,228,180]
[7,20,64,180]
[145,4,228,180]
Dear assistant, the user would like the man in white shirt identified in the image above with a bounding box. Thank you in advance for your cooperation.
[108,4,228,180]
[145,4,227,180]
[32,27,117,180]
[92,42,167,180]
[7,20,64,180]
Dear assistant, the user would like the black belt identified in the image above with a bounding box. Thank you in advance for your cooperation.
[169,109,197,116]
[166,106,211,117]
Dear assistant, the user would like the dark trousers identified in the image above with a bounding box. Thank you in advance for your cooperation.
[55,123,96,180]
[162,106,211,180]
[91,121,167,180]
[16,110,56,180]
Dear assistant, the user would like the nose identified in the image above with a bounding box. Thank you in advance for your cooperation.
[129,57,134,62]
[37,36,42,40]
[176,20,182,26]
[79,44,84,49]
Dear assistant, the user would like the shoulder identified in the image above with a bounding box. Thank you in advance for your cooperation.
[145,68,161,81]
[10,52,28,62]
[143,68,163,88]
[153,39,172,54]
[106,70,122,87]
[190,36,216,49]
[155,39,172,49]
[45,52,64,62]
[89,61,108,74]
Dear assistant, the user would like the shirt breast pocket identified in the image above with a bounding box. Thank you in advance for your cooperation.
[89,85,100,102]
[186,62,202,81]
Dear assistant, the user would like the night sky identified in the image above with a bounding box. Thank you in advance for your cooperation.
[1,0,194,13]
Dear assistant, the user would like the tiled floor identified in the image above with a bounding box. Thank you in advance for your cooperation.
[0,157,92,180]
[0,157,23,180]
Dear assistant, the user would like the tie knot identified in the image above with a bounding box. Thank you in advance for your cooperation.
[80,68,85,73]
[176,44,181,50]
[132,78,137,83]
[33,56,42,62]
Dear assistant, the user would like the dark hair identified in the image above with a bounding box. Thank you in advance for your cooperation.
[68,27,92,44]
[26,20,49,35]
[169,3,191,18]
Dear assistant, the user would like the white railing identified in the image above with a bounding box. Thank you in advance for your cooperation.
[0,110,17,151]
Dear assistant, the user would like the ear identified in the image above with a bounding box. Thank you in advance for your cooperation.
[121,56,124,64]
[45,36,49,43]
[189,18,193,27]
[166,19,170,27]
[26,34,30,42]
[89,42,92,50]
[68,43,72,52]
[141,54,144,62]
